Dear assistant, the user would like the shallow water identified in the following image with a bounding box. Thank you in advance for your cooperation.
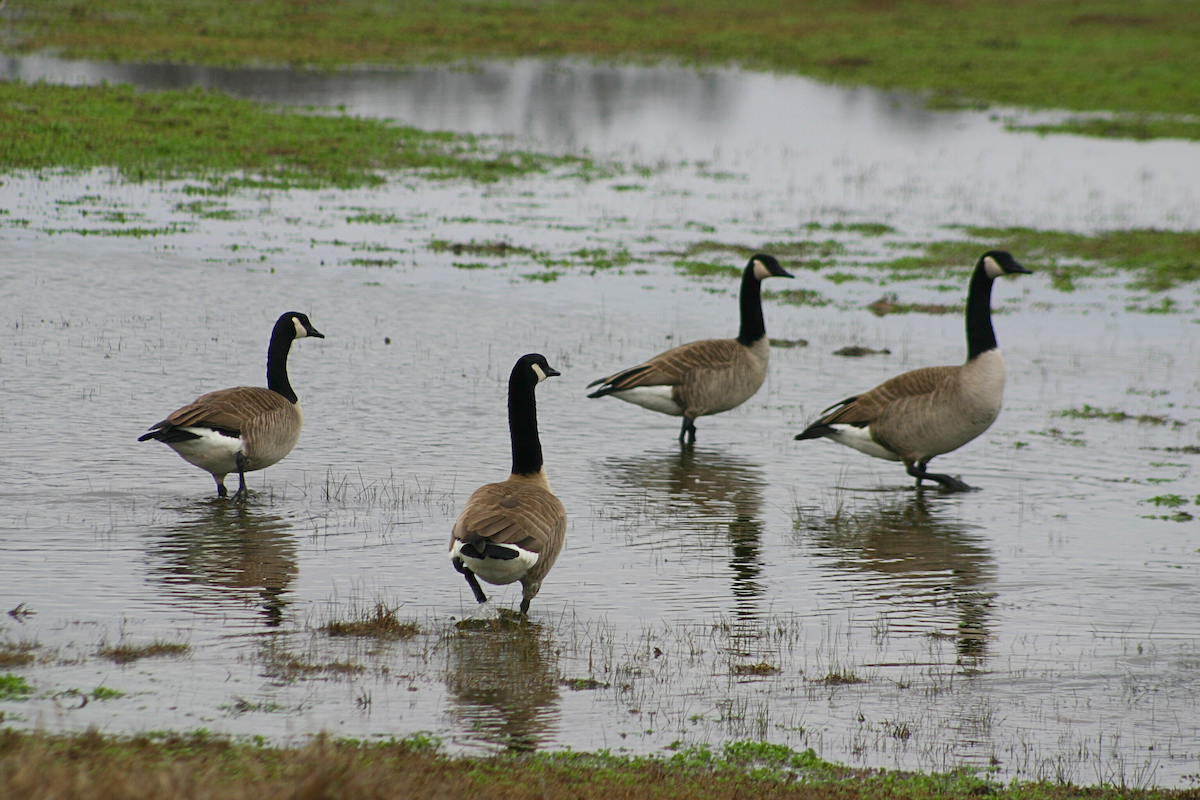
[1,57,1200,786]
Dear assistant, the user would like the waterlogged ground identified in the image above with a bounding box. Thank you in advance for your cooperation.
[2,58,1200,787]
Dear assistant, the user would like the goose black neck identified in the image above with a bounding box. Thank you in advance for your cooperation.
[736,268,767,346]
[966,265,998,361]
[266,324,298,403]
[508,372,544,476]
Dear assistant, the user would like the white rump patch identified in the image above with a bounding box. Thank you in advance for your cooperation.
[983,255,1004,279]
[608,385,684,416]
[167,427,245,476]
[826,424,902,461]
[451,540,538,586]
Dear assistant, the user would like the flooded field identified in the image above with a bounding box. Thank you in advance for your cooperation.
[2,57,1199,787]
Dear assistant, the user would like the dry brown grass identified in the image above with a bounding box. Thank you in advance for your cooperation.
[96,640,191,664]
[1,730,1197,800]
[0,642,37,668]
[320,603,421,639]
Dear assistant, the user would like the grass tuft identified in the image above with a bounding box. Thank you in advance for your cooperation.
[97,639,191,664]
[322,603,421,640]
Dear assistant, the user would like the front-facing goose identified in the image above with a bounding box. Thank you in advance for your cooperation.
[450,353,566,615]
[139,311,325,499]
[587,253,793,443]
[794,251,1031,492]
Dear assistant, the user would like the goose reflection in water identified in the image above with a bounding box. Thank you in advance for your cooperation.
[600,447,768,620]
[146,500,298,626]
[798,492,996,658]
[443,619,561,753]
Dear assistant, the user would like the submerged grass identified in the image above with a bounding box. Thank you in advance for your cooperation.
[12,1,1200,134]
[1,729,1193,799]
[0,81,584,188]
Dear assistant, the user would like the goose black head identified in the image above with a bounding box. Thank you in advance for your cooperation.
[515,353,561,385]
[279,311,325,340]
[979,251,1031,279]
[749,253,794,281]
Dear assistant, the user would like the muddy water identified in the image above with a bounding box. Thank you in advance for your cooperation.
[1,57,1200,786]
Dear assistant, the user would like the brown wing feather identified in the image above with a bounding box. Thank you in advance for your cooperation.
[595,338,742,390]
[157,387,292,434]
[818,366,959,426]
[452,481,566,558]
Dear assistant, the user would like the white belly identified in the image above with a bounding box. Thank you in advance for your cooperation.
[450,541,539,586]
[167,428,245,477]
[607,386,683,416]
[827,424,902,461]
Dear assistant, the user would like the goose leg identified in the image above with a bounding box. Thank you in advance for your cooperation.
[679,416,697,445]
[519,596,531,615]
[233,453,250,501]
[453,558,488,604]
[215,478,228,498]
[906,460,973,493]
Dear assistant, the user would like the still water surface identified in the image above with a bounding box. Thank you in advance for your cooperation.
[1,56,1199,785]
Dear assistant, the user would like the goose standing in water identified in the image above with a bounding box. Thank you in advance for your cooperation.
[139,311,324,499]
[587,253,793,443]
[450,354,566,615]
[795,250,1031,491]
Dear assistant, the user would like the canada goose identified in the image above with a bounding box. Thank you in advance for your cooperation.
[587,253,793,443]
[794,250,1031,492]
[138,311,325,499]
[450,353,566,615]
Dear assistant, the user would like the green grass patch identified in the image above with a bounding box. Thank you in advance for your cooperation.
[1142,494,1189,508]
[1013,115,1200,141]
[0,674,34,701]
[879,240,992,275]
[570,247,637,270]
[878,229,1200,290]
[763,288,832,307]
[13,1,1200,138]
[964,226,1200,291]
[0,81,583,188]
[675,260,743,280]
[346,212,404,224]
[1055,405,1177,426]
[522,270,561,283]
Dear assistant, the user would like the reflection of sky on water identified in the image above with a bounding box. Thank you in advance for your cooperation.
[3,54,1199,231]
